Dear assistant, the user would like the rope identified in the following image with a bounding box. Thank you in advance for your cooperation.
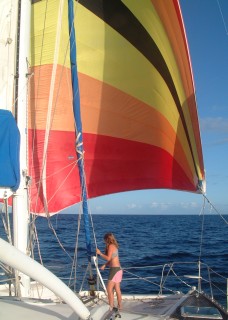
[29,0,49,215]
[45,212,74,261]
[217,0,228,35]
[170,266,192,289]
[123,268,175,294]
[0,199,13,245]
[30,0,73,216]
[202,194,228,224]
[199,197,206,260]
[69,208,82,291]
[29,218,43,265]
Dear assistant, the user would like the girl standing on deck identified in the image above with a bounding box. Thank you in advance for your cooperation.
[96,233,123,311]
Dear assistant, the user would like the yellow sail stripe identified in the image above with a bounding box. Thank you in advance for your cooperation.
[31,0,203,181]
[122,0,203,180]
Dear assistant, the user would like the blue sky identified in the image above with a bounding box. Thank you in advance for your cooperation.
[70,1,228,216]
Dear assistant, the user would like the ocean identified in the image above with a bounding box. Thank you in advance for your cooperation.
[1,214,228,308]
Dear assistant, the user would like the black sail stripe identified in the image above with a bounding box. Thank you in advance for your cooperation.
[79,0,200,181]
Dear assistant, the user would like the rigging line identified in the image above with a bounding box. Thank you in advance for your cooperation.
[217,0,228,35]
[6,1,16,112]
[78,147,98,249]
[28,161,80,218]
[32,211,74,264]
[37,160,78,213]
[0,200,13,245]
[80,161,98,252]
[29,18,66,218]
[170,267,192,289]
[28,164,80,253]
[0,262,12,274]
[30,0,48,174]
[208,267,228,280]
[11,74,31,111]
[199,197,206,261]
[123,269,175,294]
[31,10,72,215]
[30,0,51,215]
[159,264,173,295]
[31,221,44,265]
[30,0,71,214]
[32,159,79,186]
[31,157,77,214]
[47,217,73,262]
[203,193,228,224]
[69,207,82,291]
[30,196,76,265]
[38,0,65,214]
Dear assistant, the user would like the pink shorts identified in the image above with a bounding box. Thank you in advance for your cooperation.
[109,268,123,283]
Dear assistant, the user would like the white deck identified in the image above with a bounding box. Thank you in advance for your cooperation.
[0,292,187,320]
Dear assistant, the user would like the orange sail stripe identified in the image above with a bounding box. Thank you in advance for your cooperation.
[28,65,74,131]
[152,0,204,179]
[79,73,195,183]
[29,64,195,184]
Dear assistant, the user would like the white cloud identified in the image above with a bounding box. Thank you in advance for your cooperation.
[127,203,137,209]
[210,137,228,145]
[95,206,103,213]
[148,201,201,213]
[127,203,143,210]
[200,117,228,133]
[150,202,159,208]
[150,202,173,210]
[180,202,198,208]
[160,203,169,210]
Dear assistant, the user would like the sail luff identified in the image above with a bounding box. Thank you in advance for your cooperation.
[68,0,92,260]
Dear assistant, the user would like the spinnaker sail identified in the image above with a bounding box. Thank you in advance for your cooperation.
[26,0,205,214]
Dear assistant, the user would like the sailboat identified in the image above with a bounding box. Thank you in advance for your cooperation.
[0,0,227,319]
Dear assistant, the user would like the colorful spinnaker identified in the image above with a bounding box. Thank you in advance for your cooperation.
[28,0,204,215]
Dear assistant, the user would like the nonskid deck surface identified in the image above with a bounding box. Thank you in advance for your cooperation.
[0,297,76,320]
[0,294,186,320]
[84,293,189,319]
[1,293,227,320]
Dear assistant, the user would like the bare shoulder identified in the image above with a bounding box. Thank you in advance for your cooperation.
[108,244,116,252]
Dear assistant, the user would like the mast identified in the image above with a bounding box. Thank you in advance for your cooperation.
[13,0,31,297]
[68,0,92,262]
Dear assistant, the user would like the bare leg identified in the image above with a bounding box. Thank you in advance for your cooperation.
[114,283,122,310]
[107,280,115,309]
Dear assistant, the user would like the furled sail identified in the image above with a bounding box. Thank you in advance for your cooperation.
[29,0,205,215]
[0,110,20,191]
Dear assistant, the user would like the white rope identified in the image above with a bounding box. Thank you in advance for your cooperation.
[199,197,206,260]
[123,268,174,293]
[30,0,72,215]
[46,216,73,262]
[217,0,228,35]
[30,0,49,214]
[39,0,65,213]
[68,207,82,291]
[203,194,228,224]
[170,266,192,289]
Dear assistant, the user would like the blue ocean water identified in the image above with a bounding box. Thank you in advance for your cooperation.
[1,214,228,308]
